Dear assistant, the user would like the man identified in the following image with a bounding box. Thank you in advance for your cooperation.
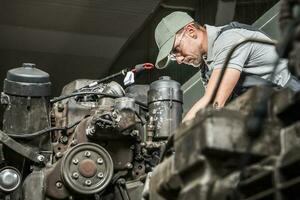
[154,11,298,122]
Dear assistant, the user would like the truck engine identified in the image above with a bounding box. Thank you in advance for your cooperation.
[0,63,183,200]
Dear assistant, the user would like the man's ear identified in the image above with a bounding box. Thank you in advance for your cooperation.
[185,24,197,38]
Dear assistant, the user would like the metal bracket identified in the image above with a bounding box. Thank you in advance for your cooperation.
[0,130,46,165]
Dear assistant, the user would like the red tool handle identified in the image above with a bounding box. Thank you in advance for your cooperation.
[131,63,154,73]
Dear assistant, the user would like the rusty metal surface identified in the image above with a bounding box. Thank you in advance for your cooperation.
[45,161,70,199]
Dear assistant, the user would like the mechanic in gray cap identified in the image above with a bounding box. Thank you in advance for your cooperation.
[154,11,299,122]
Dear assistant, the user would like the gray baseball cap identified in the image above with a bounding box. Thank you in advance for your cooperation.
[154,11,194,69]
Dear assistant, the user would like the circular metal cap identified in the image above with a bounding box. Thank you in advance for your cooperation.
[61,143,114,195]
[0,167,21,192]
[150,76,180,90]
[148,76,182,103]
[79,159,97,178]
[6,63,50,83]
[4,63,51,96]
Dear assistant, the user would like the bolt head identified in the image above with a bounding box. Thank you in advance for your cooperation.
[126,163,133,169]
[55,152,63,159]
[37,155,45,162]
[85,179,92,186]
[72,172,79,179]
[71,140,78,147]
[84,151,91,157]
[72,159,79,165]
[56,181,63,189]
[97,158,103,164]
[61,136,68,144]
[97,172,104,179]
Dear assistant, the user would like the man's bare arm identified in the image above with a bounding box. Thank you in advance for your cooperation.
[182,68,241,122]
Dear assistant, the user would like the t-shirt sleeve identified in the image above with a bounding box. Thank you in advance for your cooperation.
[211,31,252,71]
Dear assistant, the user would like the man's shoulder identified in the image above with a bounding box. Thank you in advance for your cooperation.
[213,30,246,52]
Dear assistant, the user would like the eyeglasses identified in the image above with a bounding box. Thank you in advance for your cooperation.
[169,29,186,61]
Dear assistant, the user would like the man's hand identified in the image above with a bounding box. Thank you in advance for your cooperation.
[182,67,241,123]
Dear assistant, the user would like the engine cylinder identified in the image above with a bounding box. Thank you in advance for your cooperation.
[1,63,51,151]
[148,76,183,139]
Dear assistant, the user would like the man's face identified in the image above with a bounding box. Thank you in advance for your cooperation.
[170,25,205,67]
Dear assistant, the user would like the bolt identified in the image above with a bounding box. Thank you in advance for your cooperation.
[126,163,133,169]
[97,172,104,179]
[72,172,79,179]
[58,104,64,112]
[37,155,45,162]
[55,152,63,159]
[71,140,78,147]
[61,136,68,144]
[56,181,63,189]
[72,159,79,165]
[97,158,103,165]
[85,179,92,186]
[84,151,91,157]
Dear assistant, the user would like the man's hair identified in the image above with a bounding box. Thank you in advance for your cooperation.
[177,21,205,34]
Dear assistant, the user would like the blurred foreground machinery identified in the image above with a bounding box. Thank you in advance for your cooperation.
[0,63,183,200]
[147,86,300,200]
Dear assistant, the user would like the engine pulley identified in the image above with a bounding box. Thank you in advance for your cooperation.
[60,143,113,195]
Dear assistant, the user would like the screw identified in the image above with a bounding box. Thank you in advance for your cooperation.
[97,172,104,179]
[97,158,103,165]
[126,163,133,169]
[37,155,45,162]
[72,172,79,179]
[85,180,92,186]
[130,145,135,150]
[84,151,91,157]
[56,181,63,189]
[72,159,79,165]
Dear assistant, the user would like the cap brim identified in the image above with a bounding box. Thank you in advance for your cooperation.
[155,35,175,69]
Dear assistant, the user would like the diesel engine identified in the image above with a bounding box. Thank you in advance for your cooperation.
[0,63,183,200]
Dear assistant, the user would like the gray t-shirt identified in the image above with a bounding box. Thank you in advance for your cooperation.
[202,24,290,88]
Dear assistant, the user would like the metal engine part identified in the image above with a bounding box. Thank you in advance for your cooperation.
[60,143,114,195]
[148,76,183,139]
[0,167,21,193]
[1,63,51,157]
